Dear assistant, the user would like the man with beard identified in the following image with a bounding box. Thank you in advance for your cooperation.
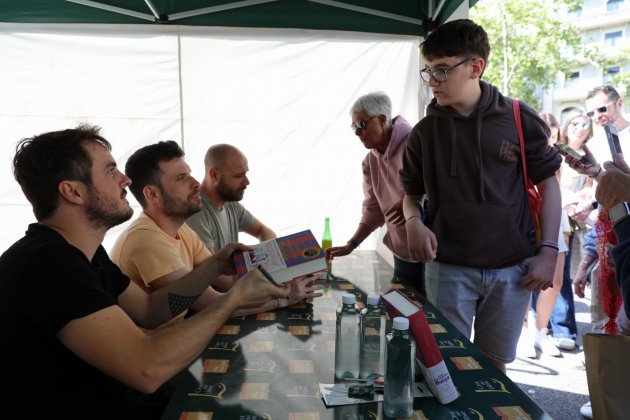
[186,144,276,251]
[111,141,319,330]
[0,126,288,419]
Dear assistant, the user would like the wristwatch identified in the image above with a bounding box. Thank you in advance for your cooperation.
[609,202,630,225]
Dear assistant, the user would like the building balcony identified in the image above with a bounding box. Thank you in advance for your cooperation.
[553,76,604,104]
[568,5,630,30]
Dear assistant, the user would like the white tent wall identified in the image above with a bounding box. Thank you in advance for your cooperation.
[0,23,420,254]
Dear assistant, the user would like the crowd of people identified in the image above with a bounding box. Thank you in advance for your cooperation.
[0,17,628,420]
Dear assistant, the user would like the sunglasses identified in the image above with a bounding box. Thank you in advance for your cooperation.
[570,121,591,130]
[586,103,613,118]
[350,116,379,134]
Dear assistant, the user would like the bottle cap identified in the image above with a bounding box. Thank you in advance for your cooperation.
[393,317,409,330]
[366,294,380,306]
[342,294,356,304]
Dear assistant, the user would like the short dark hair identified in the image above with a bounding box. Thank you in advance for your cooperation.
[126,140,185,208]
[586,85,621,102]
[13,124,110,221]
[421,19,490,63]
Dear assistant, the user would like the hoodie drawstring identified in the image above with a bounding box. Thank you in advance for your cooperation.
[435,111,486,201]
[476,111,486,201]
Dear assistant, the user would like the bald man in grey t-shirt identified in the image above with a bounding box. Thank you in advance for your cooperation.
[186,144,276,252]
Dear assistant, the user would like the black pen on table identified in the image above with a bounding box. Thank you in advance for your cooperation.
[257,264,280,287]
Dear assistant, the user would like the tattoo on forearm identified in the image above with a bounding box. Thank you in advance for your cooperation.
[168,293,200,317]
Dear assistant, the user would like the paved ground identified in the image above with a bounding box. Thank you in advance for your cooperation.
[506,251,593,420]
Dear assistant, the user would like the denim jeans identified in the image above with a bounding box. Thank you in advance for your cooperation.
[426,261,531,364]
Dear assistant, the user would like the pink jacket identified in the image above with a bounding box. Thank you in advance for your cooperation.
[360,115,414,260]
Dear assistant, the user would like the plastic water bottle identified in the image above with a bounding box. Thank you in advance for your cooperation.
[360,294,386,379]
[384,317,415,418]
[335,293,360,379]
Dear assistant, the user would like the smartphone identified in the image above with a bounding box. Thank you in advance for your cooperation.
[604,124,622,159]
[553,141,592,167]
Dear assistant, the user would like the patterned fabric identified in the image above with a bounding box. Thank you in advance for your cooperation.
[595,211,621,334]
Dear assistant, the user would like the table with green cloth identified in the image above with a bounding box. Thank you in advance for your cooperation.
[161,250,551,419]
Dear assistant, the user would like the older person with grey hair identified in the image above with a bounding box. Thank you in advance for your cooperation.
[325,91,425,295]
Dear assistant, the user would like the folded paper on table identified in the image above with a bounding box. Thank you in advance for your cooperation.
[233,229,327,284]
[381,290,458,404]
[319,381,432,407]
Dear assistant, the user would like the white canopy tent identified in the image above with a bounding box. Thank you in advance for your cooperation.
[0,1,470,256]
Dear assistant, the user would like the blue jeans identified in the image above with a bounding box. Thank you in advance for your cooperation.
[426,261,531,364]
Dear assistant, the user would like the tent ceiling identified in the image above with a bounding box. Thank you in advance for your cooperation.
[1,0,478,36]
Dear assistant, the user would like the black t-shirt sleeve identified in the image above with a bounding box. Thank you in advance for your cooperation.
[25,243,129,338]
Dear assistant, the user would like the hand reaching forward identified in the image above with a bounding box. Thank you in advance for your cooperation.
[281,276,325,307]
[229,267,289,310]
[564,144,601,177]
[326,244,353,260]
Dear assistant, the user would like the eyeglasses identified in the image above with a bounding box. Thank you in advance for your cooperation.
[586,103,613,118]
[420,57,474,84]
[570,121,591,130]
[350,116,378,134]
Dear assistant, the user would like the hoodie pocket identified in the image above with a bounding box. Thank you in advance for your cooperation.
[429,202,533,268]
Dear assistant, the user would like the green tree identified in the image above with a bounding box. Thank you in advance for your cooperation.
[471,0,581,108]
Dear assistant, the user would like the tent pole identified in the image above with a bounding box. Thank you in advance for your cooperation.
[170,0,278,21]
[307,0,423,26]
[177,33,186,150]
[433,0,448,21]
[64,0,154,21]
[143,0,161,20]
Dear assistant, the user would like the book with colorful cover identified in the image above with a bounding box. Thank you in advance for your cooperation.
[233,229,327,284]
[381,290,458,404]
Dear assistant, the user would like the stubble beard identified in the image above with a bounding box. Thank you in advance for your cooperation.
[216,181,244,202]
[85,187,134,230]
[161,189,203,221]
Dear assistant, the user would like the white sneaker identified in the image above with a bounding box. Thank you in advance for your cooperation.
[580,401,592,419]
[517,327,538,359]
[536,328,561,357]
[555,337,576,350]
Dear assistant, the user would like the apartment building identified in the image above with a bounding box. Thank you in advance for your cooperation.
[550,0,629,121]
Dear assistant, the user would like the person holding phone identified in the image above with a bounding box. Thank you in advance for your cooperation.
[563,85,630,420]
[557,111,595,227]
[565,87,630,299]
[543,111,595,352]
[566,86,630,177]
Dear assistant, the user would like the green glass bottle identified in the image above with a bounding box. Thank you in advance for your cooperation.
[322,217,332,251]
[322,217,333,278]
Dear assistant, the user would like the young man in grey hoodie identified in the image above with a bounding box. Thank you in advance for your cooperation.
[399,19,562,373]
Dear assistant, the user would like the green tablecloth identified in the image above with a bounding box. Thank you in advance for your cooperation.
[162,251,552,420]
